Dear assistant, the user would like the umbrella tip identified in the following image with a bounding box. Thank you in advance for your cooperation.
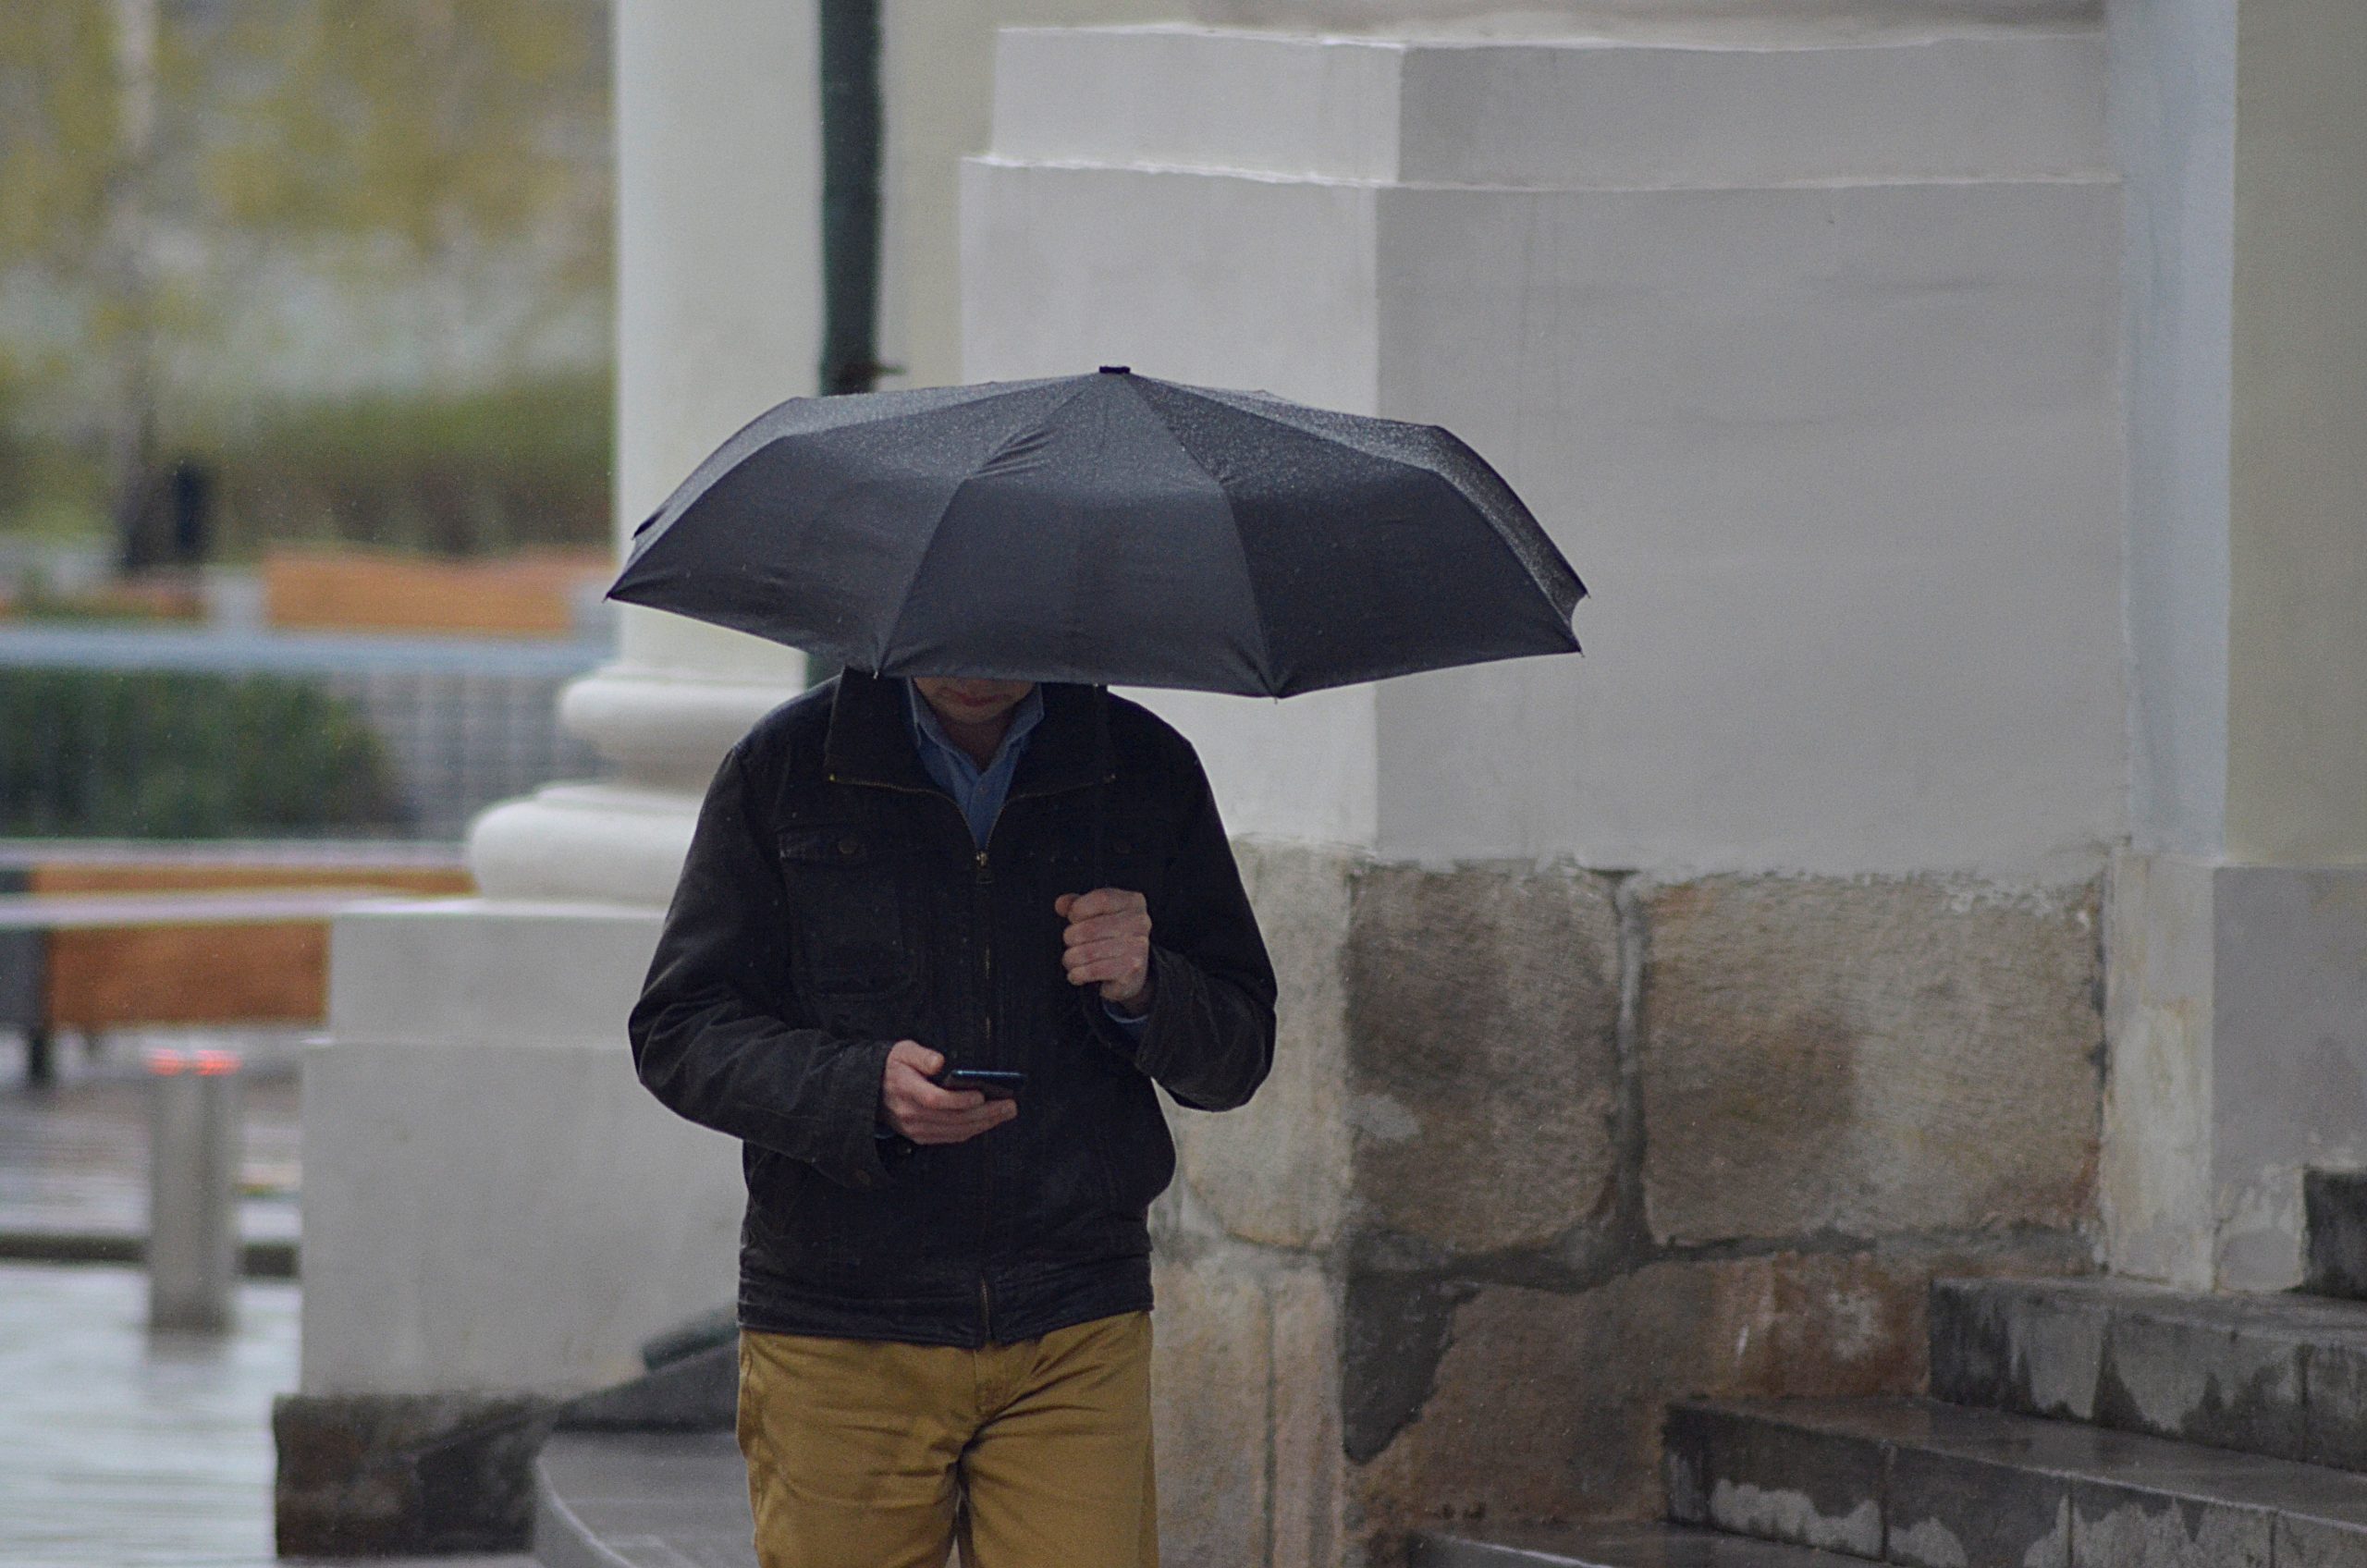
[1098,364,1131,374]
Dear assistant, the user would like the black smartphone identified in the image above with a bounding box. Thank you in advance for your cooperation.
[938,1067,1027,1101]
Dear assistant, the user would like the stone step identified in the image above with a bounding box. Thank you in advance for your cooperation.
[1667,1395,2367,1566]
[1931,1275,2367,1468]
[1411,1520,1876,1565]
[2309,1171,2367,1302]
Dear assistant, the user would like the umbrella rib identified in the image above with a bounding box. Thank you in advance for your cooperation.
[869,378,1107,674]
[1161,386,1585,616]
[623,375,1074,570]
[1130,393,1280,693]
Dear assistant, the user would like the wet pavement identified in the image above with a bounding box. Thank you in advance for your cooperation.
[0,1029,532,1568]
[2,1258,300,1566]
[0,1260,535,1568]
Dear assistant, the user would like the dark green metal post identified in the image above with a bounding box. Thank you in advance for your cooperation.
[818,0,882,397]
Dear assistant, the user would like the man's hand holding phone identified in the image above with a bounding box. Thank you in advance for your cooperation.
[880,1041,1018,1145]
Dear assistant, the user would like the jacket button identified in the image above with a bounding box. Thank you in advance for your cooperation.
[838,838,859,856]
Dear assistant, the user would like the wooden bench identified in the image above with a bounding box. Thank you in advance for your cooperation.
[0,843,472,1086]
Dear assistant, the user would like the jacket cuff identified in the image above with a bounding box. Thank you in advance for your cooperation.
[1082,947,1166,1071]
[822,1036,905,1190]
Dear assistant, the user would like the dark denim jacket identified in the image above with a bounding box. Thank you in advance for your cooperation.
[629,671,1278,1346]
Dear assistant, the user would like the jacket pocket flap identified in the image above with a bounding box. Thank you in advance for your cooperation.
[778,825,908,864]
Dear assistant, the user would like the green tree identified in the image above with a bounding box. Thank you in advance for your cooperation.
[0,1,612,557]
[203,0,610,385]
[0,0,170,548]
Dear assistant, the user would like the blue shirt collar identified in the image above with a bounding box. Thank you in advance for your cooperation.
[903,681,1045,779]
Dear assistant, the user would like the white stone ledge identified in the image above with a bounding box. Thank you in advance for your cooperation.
[992,28,1405,186]
[327,898,663,1047]
[990,25,2107,190]
[971,152,2116,195]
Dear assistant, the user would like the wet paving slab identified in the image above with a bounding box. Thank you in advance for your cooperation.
[0,1257,533,1568]
[2,1260,297,1565]
[0,1034,532,1567]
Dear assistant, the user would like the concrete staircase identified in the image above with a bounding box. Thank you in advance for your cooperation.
[1417,1271,2367,1566]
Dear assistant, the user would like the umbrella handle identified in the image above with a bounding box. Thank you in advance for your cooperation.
[1091,775,1106,892]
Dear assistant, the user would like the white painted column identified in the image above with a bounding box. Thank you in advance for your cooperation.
[302,0,826,1399]
[2102,0,2367,1292]
[472,0,821,905]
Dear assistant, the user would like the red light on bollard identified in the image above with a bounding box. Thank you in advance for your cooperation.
[147,1040,243,1333]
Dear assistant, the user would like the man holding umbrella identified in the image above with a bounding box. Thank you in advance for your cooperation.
[632,659,1277,1566]
[621,368,1585,1567]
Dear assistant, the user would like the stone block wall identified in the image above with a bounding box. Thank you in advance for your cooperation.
[1149,843,2106,1566]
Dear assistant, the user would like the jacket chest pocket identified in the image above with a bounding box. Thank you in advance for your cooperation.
[777,825,924,1000]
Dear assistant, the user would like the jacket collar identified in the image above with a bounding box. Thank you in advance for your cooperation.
[824,669,1112,797]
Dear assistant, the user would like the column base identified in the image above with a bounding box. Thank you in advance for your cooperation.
[2105,851,2367,1291]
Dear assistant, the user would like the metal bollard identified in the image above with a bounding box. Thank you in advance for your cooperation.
[147,1043,244,1333]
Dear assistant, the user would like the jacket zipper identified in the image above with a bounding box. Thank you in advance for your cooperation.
[972,840,995,1342]
[826,768,1112,1347]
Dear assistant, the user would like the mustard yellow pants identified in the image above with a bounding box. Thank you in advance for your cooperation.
[737,1312,1158,1568]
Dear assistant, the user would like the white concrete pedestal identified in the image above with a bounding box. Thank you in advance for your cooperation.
[300,900,740,1398]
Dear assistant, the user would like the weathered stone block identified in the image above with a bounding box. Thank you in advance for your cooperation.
[1934,1277,2367,1469]
[1269,1266,1343,1568]
[1351,1250,1959,1539]
[2307,1170,2367,1303]
[555,1342,737,1433]
[2308,1335,2367,1472]
[1171,841,1354,1250]
[1640,875,2103,1243]
[2101,849,2217,1290]
[1345,864,1620,1255]
[1151,1256,1272,1568]
[1889,1444,2071,1568]
[273,1391,552,1556]
[2095,1297,2307,1462]
[2275,1509,2367,1568]
[2070,1480,2274,1568]
[1931,1276,2110,1422]
[1663,1403,1884,1557]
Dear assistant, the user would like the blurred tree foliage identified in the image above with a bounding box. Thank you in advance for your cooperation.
[0,2,162,545]
[204,0,612,380]
[202,374,611,557]
[0,6,117,277]
[0,0,612,558]
[0,667,403,837]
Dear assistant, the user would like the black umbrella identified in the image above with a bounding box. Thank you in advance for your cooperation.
[608,367,1585,696]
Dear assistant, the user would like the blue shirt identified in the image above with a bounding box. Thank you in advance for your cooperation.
[903,681,1045,850]
[901,680,1147,1038]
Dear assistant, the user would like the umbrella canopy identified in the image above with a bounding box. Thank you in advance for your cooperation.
[608,367,1586,697]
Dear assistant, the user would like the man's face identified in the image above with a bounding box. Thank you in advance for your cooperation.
[914,677,1036,729]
